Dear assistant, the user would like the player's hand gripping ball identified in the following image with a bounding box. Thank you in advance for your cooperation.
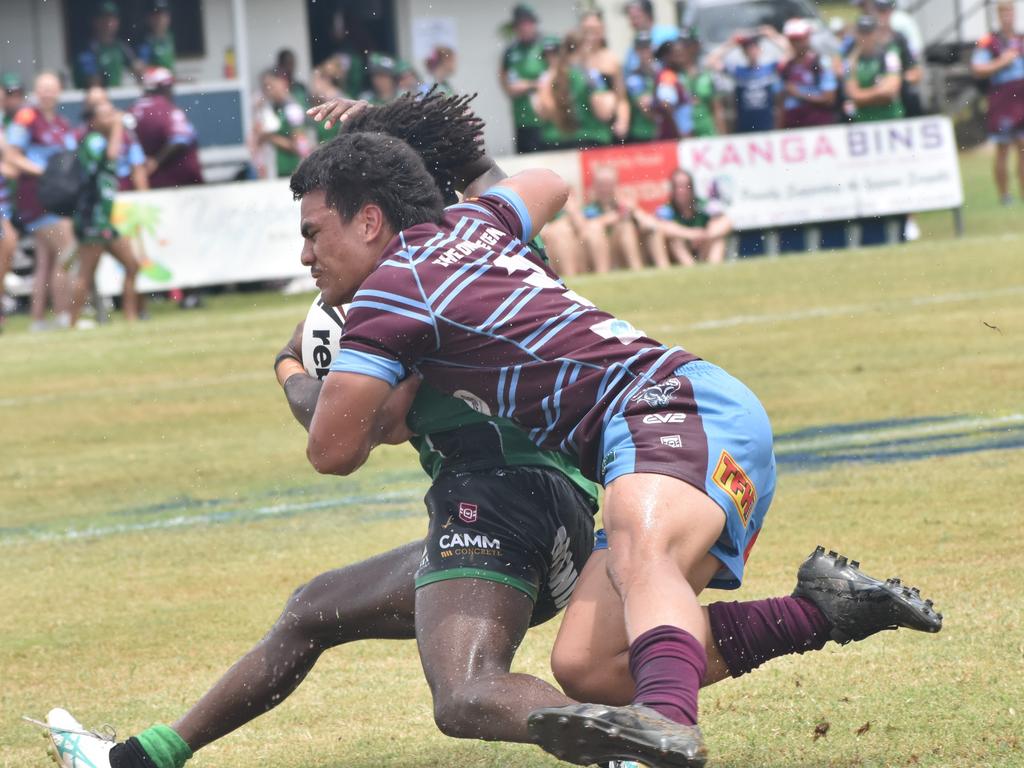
[301,294,348,380]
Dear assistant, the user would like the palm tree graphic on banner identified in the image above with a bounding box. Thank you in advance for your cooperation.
[112,200,173,283]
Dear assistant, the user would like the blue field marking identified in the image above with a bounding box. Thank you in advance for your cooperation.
[775,413,1024,472]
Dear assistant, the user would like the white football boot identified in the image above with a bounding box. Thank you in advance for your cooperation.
[42,708,115,768]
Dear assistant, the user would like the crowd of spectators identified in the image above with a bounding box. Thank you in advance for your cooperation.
[2,0,1022,328]
[500,0,926,156]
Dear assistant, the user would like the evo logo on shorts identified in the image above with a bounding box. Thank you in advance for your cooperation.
[712,450,757,527]
[643,413,686,424]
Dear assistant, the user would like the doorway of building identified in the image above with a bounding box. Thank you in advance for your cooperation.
[306,0,396,96]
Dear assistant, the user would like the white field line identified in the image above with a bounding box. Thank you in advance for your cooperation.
[1,489,421,545]
[775,413,1024,455]
[680,285,1024,332]
[0,370,268,408]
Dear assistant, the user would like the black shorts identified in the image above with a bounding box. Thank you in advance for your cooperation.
[415,465,597,627]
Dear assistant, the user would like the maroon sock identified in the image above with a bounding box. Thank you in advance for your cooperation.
[707,596,832,678]
[628,625,707,726]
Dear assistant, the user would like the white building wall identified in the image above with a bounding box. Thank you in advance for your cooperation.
[0,0,67,85]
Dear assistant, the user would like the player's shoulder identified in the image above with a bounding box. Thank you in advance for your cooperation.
[12,106,38,127]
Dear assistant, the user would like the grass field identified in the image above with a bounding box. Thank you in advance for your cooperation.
[2,146,1023,768]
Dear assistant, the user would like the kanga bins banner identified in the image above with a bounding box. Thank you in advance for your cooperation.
[677,115,964,230]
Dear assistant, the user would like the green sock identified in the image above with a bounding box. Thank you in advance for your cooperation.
[135,725,193,768]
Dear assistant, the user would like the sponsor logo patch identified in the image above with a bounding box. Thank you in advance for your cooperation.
[633,378,681,408]
[712,450,757,527]
[590,318,646,344]
[660,435,683,448]
[458,502,478,524]
[643,412,687,425]
[438,532,502,558]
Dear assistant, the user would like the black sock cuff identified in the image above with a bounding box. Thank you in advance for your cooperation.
[109,737,159,768]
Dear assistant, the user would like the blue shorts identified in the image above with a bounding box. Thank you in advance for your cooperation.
[597,360,776,589]
[24,213,63,233]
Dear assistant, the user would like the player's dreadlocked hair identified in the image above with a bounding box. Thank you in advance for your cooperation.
[290,132,445,231]
[341,86,487,203]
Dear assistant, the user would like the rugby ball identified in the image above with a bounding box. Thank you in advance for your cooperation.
[301,294,348,380]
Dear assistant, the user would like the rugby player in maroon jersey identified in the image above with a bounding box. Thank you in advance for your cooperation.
[293,99,944,767]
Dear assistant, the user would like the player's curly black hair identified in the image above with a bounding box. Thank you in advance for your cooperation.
[341,86,487,202]
[290,131,445,232]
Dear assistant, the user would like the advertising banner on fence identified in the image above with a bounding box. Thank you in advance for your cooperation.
[579,141,679,213]
[96,179,302,296]
[677,115,964,230]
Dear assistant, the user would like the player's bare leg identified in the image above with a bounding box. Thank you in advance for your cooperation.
[39,542,422,768]
[0,218,15,304]
[643,230,671,269]
[107,237,141,322]
[994,141,1011,202]
[667,237,696,267]
[551,545,942,709]
[612,219,645,271]
[584,219,613,273]
[415,578,573,743]
[551,549,729,705]
[542,217,584,277]
[1015,137,1024,199]
[172,541,420,751]
[31,219,74,326]
[530,475,719,767]
[70,243,103,327]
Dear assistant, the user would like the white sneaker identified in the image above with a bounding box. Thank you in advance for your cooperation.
[42,708,114,768]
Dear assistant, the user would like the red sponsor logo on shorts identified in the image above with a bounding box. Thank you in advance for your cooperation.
[458,502,478,524]
[712,450,756,527]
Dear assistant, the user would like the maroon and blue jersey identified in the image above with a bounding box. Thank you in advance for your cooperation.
[332,187,698,481]
[972,33,1024,137]
[780,52,837,128]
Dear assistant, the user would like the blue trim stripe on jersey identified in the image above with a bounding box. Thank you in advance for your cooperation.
[330,349,406,385]
[480,286,530,332]
[347,300,435,327]
[484,186,532,241]
[528,307,592,354]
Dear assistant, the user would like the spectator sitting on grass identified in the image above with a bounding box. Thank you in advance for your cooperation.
[844,15,904,122]
[582,165,647,273]
[636,168,731,266]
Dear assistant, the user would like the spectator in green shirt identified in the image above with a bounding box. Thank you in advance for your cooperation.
[844,15,904,122]
[2,73,26,129]
[500,5,548,153]
[681,28,725,137]
[624,31,658,142]
[537,31,613,149]
[277,48,309,108]
[361,54,401,105]
[74,1,141,89]
[70,99,141,327]
[257,68,309,178]
[138,1,176,73]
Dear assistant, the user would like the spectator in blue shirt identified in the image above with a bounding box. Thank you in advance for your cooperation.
[623,0,679,76]
[708,26,791,133]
